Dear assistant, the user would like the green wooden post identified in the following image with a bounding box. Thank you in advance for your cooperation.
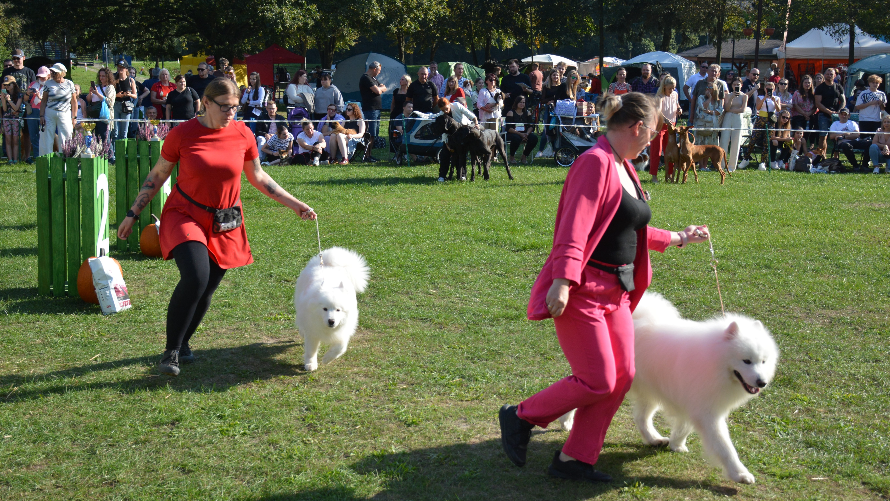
[115,139,129,252]
[137,141,151,234]
[35,156,52,295]
[50,156,66,297]
[127,140,139,250]
[66,158,82,295]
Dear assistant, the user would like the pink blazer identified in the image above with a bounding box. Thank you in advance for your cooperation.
[528,135,672,320]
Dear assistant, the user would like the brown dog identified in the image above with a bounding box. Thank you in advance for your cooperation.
[677,127,730,184]
[330,122,359,136]
[664,122,681,183]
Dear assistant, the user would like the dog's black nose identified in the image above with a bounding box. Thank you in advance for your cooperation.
[328,319,335,327]
[756,380,767,388]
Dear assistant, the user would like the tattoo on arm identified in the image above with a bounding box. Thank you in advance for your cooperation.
[265,180,280,197]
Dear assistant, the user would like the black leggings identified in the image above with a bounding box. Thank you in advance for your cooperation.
[166,241,227,351]
[506,132,539,156]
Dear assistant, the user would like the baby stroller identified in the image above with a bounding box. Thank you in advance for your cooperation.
[548,100,600,167]
[390,112,446,163]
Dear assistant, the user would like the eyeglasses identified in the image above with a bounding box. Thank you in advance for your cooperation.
[636,122,660,141]
[210,97,239,113]
[780,116,790,120]
[751,72,760,76]
[779,82,787,85]
[198,68,207,72]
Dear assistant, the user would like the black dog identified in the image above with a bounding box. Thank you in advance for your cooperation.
[433,114,473,180]
[448,127,513,181]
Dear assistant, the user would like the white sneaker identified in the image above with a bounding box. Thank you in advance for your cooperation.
[874,167,881,174]
[535,151,544,158]
[738,160,749,170]
[438,177,445,182]
[757,163,766,171]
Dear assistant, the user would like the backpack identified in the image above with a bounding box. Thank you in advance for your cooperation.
[287,106,310,128]
[818,157,843,172]
[792,156,811,172]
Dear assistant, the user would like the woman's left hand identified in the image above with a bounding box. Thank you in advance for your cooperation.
[681,225,710,245]
[296,204,317,220]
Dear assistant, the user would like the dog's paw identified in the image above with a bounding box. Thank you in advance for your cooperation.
[729,470,756,484]
[647,437,670,447]
[670,444,689,453]
[304,361,318,371]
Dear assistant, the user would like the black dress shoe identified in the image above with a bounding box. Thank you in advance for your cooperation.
[499,404,534,467]
[547,450,612,482]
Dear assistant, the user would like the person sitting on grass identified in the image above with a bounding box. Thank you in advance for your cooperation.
[260,123,294,166]
[295,119,328,165]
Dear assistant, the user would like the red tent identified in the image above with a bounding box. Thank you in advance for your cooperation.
[245,45,305,85]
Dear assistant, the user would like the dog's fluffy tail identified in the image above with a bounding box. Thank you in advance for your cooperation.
[632,291,682,328]
[319,247,369,293]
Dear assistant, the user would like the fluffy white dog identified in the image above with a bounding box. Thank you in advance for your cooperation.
[558,291,779,484]
[294,247,369,371]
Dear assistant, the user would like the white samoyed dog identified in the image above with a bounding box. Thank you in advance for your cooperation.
[294,247,369,371]
[558,291,779,484]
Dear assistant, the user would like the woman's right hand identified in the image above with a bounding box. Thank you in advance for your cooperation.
[546,278,571,317]
[117,216,136,240]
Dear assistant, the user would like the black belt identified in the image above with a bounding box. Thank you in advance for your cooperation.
[587,260,631,275]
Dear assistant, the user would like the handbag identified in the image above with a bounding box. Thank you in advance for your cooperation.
[176,184,243,233]
[99,100,110,120]
[87,101,103,119]
[554,99,577,117]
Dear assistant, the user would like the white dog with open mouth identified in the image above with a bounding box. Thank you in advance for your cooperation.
[558,291,779,484]
[294,247,369,371]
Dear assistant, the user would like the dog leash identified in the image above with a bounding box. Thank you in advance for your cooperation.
[307,208,324,267]
[699,229,726,317]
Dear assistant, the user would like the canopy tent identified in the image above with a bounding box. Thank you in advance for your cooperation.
[578,57,625,76]
[603,51,697,101]
[776,26,890,60]
[180,54,247,87]
[521,54,578,68]
[332,52,406,109]
[245,45,305,86]
[845,53,890,96]
[440,62,485,85]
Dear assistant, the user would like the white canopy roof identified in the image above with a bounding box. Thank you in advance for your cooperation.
[777,26,890,59]
[578,57,625,76]
[521,54,578,67]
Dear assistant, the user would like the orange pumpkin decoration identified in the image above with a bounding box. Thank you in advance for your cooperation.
[77,257,123,304]
[139,215,162,257]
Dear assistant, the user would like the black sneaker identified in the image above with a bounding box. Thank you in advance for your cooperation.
[365,156,379,163]
[547,450,612,482]
[158,349,180,376]
[179,345,196,363]
[499,404,534,467]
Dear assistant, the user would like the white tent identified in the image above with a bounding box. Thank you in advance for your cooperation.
[776,26,890,59]
[578,57,625,76]
[607,51,697,100]
[332,52,406,109]
[521,54,578,68]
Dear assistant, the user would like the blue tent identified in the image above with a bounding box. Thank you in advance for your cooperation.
[332,53,406,109]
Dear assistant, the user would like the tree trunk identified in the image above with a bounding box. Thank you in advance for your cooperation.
[484,36,492,62]
[429,40,440,63]
[661,26,672,53]
[397,32,405,63]
[470,39,478,66]
[715,4,725,64]
[848,22,855,68]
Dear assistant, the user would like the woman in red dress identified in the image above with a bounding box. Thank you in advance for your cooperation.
[499,92,709,482]
[117,78,316,376]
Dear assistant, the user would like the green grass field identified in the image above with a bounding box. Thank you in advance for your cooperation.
[1,154,889,500]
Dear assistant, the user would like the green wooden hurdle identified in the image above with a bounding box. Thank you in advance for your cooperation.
[115,139,176,252]
[35,154,111,297]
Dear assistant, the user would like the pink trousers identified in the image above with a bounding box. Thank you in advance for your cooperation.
[517,266,635,465]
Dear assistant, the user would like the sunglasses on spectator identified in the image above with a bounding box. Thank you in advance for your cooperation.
[198,68,207,72]
[780,115,790,119]
[779,82,787,85]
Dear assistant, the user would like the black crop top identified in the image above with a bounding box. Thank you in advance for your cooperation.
[589,181,651,266]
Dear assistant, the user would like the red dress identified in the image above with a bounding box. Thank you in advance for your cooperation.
[158,118,259,269]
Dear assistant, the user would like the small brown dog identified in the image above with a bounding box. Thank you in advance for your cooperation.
[677,127,730,184]
[330,122,359,136]
[664,122,681,183]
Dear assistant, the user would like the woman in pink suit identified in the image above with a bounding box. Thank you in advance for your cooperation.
[499,92,710,482]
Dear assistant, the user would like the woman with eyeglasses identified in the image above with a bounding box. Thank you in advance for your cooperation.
[499,91,709,483]
[776,80,792,109]
[769,112,793,169]
[566,70,581,101]
[116,78,316,377]
[478,73,504,131]
[1,76,24,164]
[790,75,818,147]
[328,103,366,165]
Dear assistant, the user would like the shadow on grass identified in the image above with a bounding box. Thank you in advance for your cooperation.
[0,287,104,315]
[0,341,310,403]
[303,175,433,187]
[243,441,738,500]
[0,247,38,257]
[0,222,37,231]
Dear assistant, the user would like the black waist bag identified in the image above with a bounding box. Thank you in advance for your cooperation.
[176,184,242,233]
